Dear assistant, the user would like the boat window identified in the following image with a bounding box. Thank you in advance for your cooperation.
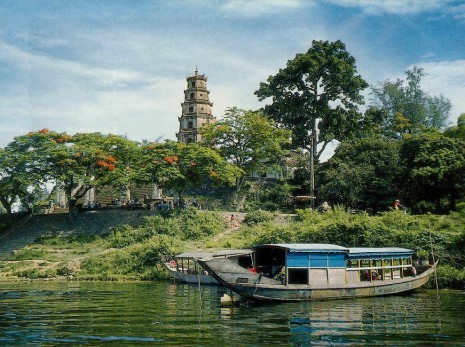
[288,268,308,284]
[346,260,358,268]
[360,269,371,281]
[372,268,382,280]
[385,267,393,280]
[360,259,370,268]
[393,258,401,266]
[402,257,412,265]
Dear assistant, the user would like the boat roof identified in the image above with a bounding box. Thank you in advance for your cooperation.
[175,252,214,259]
[212,249,252,257]
[254,244,349,253]
[254,244,414,256]
[175,249,251,260]
[349,247,414,257]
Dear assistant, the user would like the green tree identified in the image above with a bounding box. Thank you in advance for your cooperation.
[318,137,401,211]
[444,113,465,140]
[0,147,34,214]
[255,40,368,160]
[136,141,183,194]
[371,67,451,136]
[137,141,242,201]
[0,129,64,214]
[201,107,291,190]
[398,134,465,212]
[97,134,140,202]
[17,131,126,215]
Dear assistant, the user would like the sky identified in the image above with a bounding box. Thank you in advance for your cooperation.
[1,0,465,150]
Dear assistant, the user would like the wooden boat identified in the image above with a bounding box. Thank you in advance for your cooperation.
[164,249,252,285]
[197,243,438,301]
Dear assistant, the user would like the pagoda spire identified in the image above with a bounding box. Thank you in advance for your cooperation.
[176,69,215,144]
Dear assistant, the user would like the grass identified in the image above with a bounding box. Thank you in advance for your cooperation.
[1,206,464,288]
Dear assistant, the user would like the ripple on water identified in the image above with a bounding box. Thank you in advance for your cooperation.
[1,283,465,346]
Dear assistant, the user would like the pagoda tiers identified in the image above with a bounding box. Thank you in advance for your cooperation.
[176,68,215,144]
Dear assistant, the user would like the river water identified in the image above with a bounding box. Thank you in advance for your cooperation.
[0,281,464,346]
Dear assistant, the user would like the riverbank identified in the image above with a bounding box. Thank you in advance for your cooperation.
[0,207,464,288]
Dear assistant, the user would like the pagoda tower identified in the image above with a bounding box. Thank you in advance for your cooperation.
[176,68,215,144]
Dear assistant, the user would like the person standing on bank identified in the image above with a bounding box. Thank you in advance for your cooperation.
[394,199,404,210]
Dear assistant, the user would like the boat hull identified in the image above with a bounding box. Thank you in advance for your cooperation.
[198,257,437,302]
[169,270,219,285]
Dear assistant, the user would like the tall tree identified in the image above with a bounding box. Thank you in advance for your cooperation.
[371,66,451,137]
[398,134,465,212]
[0,129,62,214]
[255,40,368,160]
[201,107,291,190]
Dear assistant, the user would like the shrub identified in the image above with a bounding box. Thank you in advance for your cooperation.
[143,208,225,240]
[434,265,465,289]
[11,248,49,260]
[243,210,275,226]
[81,235,180,279]
[13,268,56,279]
[57,266,73,276]
[107,224,146,248]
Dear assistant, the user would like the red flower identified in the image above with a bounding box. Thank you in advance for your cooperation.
[56,135,71,143]
[97,160,107,167]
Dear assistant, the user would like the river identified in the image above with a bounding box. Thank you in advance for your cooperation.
[1,281,464,346]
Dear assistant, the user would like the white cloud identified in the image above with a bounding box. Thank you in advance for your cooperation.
[221,0,307,18]
[414,60,465,123]
[0,42,146,88]
[323,0,448,15]
[445,3,465,20]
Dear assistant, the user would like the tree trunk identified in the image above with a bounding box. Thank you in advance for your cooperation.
[235,176,246,192]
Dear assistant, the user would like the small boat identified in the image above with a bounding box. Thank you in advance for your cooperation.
[197,243,438,302]
[164,249,252,285]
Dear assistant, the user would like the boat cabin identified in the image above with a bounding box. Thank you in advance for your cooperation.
[253,244,415,286]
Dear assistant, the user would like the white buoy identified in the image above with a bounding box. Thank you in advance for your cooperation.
[220,293,234,306]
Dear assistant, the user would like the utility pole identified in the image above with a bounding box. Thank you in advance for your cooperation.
[309,133,315,210]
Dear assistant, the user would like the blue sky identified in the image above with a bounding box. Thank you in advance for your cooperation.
[1,0,465,149]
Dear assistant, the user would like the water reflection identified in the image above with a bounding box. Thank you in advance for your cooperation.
[281,293,462,346]
[0,282,464,346]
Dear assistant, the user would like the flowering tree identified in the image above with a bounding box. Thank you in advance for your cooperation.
[7,130,125,215]
[137,141,242,201]
[48,132,125,214]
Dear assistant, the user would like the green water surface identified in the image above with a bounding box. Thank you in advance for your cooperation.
[1,281,464,346]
